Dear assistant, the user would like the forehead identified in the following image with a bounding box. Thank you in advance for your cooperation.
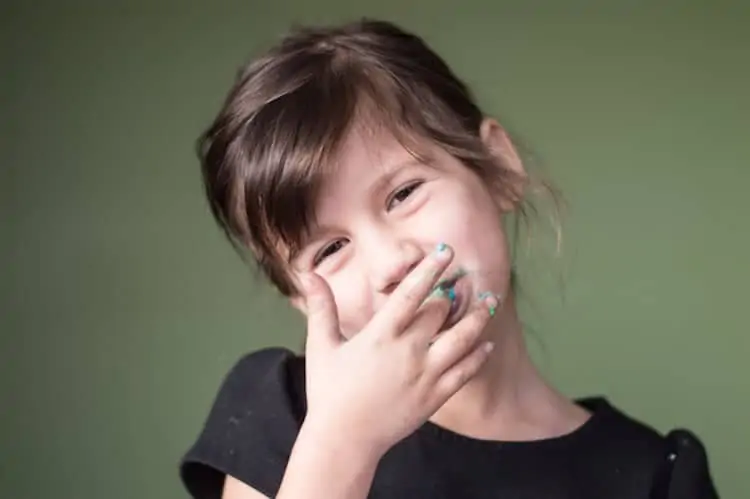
[317,124,429,202]
[338,125,413,176]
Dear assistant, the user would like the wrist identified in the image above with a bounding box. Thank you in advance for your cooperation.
[278,416,383,499]
[298,414,386,467]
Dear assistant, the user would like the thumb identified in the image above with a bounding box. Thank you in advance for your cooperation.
[301,272,341,354]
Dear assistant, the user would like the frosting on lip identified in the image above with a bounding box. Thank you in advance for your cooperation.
[427,267,469,329]
[443,275,469,328]
[435,267,467,292]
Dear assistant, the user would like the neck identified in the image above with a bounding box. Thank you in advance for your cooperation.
[429,292,589,441]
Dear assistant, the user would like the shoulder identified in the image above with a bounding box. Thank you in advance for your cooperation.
[179,347,307,499]
[580,397,718,498]
[653,429,719,499]
[217,347,307,418]
[580,397,666,451]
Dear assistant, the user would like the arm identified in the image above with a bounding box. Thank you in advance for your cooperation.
[223,421,381,499]
[222,476,268,499]
[223,246,494,499]
[665,430,720,499]
[650,430,720,499]
[275,420,381,499]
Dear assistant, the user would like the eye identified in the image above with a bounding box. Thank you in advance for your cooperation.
[313,239,348,266]
[387,181,423,210]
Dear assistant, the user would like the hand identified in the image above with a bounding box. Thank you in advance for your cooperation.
[299,243,498,458]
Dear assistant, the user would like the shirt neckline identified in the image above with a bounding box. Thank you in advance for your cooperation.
[415,397,613,451]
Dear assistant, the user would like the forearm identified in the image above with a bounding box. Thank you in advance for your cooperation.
[276,420,382,499]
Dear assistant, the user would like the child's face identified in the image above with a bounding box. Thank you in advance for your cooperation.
[292,120,516,339]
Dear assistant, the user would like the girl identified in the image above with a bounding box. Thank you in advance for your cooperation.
[180,19,718,499]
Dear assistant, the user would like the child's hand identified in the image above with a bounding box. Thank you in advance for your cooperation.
[299,244,497,458]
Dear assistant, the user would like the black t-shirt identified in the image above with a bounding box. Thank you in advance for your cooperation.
[179,348,718,499]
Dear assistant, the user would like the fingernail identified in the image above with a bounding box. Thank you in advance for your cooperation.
[478,291,499,317]
[434,242,452,260]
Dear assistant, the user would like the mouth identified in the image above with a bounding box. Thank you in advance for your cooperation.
[434,267,467,291]
[434,268,469,329]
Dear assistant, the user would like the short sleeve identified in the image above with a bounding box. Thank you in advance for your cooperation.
[179,347,307,499]
[650,429,720,499]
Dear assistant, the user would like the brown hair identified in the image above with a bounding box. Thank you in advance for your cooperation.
[198,19,557,296]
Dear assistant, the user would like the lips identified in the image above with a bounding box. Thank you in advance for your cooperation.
[434,267,467,292]
[436,271,469,328]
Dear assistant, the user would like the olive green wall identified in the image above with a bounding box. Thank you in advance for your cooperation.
[3,1,748,497]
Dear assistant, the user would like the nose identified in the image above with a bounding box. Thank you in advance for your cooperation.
[367,233,425,295]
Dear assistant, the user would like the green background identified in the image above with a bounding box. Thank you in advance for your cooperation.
[3,1,748,498]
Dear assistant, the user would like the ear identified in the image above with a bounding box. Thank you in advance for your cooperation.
[479,118,525,176]
[479,118,527,211]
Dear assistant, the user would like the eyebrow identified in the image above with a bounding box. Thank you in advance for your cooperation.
[367,156,428,198]
[298,156,430,251]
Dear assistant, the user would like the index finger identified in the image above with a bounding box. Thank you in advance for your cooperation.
[373,242,454,334]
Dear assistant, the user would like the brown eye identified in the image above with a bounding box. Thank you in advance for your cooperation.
[387,181,423,210]
[313,239,347,266]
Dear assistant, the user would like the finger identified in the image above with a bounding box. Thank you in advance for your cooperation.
[406,287,453,344]
[426,293,497,375]
[374,242,453,334]
[433,340,494,401]
[301,272,341,354]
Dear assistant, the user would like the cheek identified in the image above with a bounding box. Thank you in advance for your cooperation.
[427,186,511,282]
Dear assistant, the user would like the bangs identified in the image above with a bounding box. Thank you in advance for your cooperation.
[199,20,534,296]
[237,57,358,261]
[235,61,470,264]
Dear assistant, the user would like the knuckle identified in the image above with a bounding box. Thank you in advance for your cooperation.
[401,284,421,306]
[364,328,387,350]
[419,384,436,407]
[406,337,425,360]
[468,307,490,329]
[306,293,321,311]
[310,295,330,316]
[405,358,425,386]
[447,368,469,389]
[453,328,475,351]
[451,320,483,348]
[371,331,389,349]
